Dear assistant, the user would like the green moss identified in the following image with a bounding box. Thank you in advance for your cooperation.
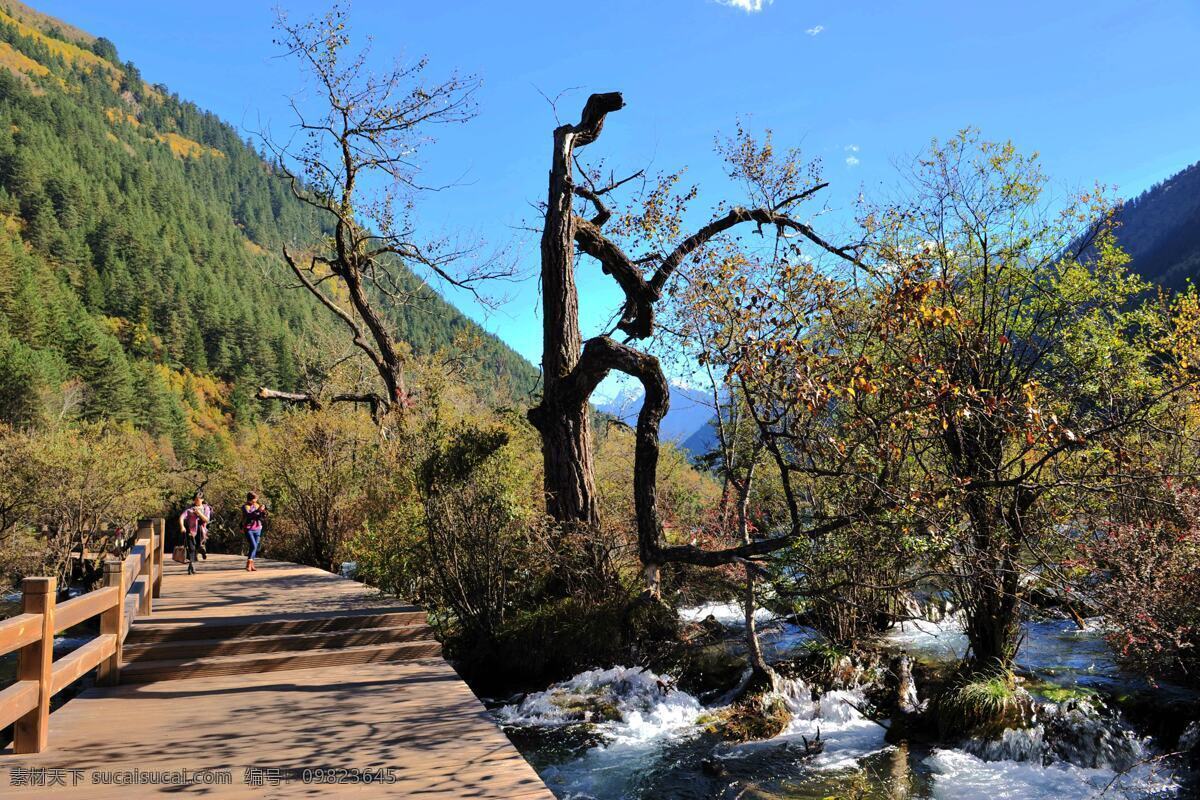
[1025,681,1099,705]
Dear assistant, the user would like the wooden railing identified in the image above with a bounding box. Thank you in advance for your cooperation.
[0,517,164,753]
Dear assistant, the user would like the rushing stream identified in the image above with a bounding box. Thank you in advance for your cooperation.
[490,604,1190,799]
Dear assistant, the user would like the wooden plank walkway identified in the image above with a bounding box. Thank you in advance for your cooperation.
[139,555,419,623]
[1,555,554,798]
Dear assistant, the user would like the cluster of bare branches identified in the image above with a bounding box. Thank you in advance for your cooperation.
[261,4,514,416]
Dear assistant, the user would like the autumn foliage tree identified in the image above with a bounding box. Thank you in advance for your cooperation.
[859,132,1200,672]
[674,223,922,648]
[1084,483,1200,684]
[259,408,383,573]
[676,130,1200,675]
[0,423,163,589]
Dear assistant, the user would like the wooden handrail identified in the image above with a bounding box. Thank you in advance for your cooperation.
[0,682,38,734]
[50,635,117,695]
[56,586,120,631]
[122,543,146,580]
[0,614,43,658]
[152,517,164,599]
[1,519,163,753]
[122,586,142,639]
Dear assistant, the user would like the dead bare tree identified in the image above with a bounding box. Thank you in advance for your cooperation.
[262,5,507,415]
[528,93,864,594]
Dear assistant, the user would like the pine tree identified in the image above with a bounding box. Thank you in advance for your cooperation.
[69,321,135,422]
[0,332,46,426]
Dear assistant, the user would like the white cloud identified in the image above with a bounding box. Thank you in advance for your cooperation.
[845,155,860,167]
[805,25,824,36]
[845,144,860,152]
[716,0,773,12]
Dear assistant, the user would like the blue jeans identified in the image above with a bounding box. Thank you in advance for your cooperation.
[245,529,262,559]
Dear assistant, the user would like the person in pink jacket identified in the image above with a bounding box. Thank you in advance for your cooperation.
[178,493,211,576]
[241,492,268,572]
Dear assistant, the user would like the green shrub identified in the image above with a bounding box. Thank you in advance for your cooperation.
[935,670,1033,739]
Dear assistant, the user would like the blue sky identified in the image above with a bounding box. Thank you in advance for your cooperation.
[34,0,1200,399]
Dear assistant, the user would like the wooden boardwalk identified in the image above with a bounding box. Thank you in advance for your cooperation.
[1,554,553,798]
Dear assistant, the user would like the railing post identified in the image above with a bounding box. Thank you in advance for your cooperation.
[13,577,56,754]
[97,559,125,686]
[152,517,165,598]
[137,519,153,616]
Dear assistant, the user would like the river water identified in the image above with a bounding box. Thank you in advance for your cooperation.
[490,605,1188,799]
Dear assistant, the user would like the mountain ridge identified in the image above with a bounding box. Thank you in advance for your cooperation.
[1112,159,1200,290]
[0,1,537,450]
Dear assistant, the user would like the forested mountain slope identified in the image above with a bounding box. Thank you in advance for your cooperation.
[1114,160,1200,289]
[0,1,536,455]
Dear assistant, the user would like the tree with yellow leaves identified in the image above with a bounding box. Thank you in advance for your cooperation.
[695,129,1200,674]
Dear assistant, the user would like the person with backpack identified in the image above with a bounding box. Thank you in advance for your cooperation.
[241,492,268,572]
[178,493,212,576]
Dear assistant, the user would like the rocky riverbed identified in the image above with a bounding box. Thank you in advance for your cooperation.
[489,603,1193,799]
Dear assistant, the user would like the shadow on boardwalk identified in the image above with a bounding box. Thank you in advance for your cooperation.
[1,555,554,799]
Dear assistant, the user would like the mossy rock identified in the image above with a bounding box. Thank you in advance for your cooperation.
[549,693,623,723]
[676,642,747,697]
[703,693,791,742]
[934,670,1034,740]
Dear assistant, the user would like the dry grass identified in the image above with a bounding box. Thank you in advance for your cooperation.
[0,8,114,75]
[0,39,46,77]
[243,238,268,257]
[104,106,139,128]
[701,693,792,742]
[156,131,225,160]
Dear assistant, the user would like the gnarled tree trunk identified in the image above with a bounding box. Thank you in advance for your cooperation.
[527,93,624,526]
[528,93,861,596]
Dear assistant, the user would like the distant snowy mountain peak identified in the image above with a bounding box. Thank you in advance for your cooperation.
[596,383,716,449]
